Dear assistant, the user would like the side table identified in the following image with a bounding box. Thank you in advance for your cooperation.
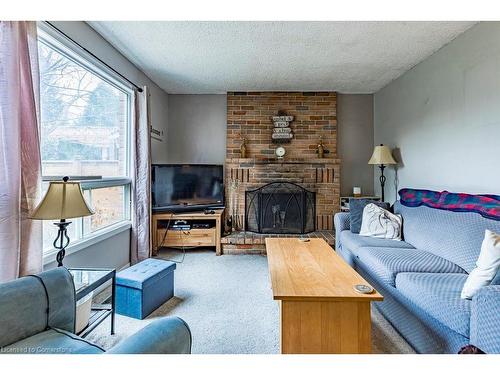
[68,268,116,338]
[340,196,381,212]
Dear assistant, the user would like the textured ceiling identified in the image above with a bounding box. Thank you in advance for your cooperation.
[88,21,475,94]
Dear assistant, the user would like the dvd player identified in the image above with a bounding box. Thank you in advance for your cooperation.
[192,223,213,229]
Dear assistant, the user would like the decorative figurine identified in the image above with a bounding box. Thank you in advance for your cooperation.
[317,137,325,158]
[240,137,247,158]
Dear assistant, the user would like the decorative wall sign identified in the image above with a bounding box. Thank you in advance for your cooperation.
[272,116,294,122]
[150,126,164,142]
[273,121,290,127]
[272,133,293,140]
[271,113,294,143]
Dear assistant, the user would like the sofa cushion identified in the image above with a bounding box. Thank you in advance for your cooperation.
[353,247,466,286]
[396,272,471,337]
[394,201,500,273]
[349,199,390,233]
[339,230,415,251]
[359,203,403,240]
[2,328,104,354]
[462,230,500,299]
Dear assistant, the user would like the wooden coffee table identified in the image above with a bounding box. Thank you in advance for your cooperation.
[266,238,383,354]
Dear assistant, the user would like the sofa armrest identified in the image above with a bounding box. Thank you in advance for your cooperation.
[470,285,500,354]
[334,212,350,232]
[334,212,350,251]
[107,317,191,354]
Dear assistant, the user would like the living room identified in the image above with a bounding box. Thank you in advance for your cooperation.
[1,1,499,373]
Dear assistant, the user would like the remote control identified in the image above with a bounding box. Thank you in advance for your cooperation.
[298,237,310,242]
[353,284,374,294]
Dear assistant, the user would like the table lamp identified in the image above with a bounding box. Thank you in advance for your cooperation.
[368,144,397,202]
[31,176,94,267]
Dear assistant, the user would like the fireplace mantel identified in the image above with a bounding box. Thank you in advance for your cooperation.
[225,157,341,165]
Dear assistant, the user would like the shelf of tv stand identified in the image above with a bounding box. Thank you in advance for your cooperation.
[152,209,224,256]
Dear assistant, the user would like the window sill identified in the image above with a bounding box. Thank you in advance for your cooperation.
[43,221,132,265]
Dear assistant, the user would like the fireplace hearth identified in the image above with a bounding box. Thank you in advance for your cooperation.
[245,182,315,234]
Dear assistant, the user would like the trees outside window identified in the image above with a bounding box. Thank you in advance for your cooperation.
[38,27,132,253]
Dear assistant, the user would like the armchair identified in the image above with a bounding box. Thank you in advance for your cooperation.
[0,268,191,354]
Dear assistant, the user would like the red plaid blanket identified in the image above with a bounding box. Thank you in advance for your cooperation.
[399,188,500,221]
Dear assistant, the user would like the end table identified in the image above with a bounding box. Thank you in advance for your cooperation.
[68,268,116,338]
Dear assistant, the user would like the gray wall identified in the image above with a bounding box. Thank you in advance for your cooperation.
[150,95,169,164]
[374,22,500,203]
[337,94,374,196]
[44,230,130,270]
[47,22,170,269]
[167,95,227,164]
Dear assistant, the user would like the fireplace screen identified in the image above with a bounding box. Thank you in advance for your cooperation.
[245,182,315,234]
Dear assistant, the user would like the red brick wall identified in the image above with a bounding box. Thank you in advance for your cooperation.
[227,92,337,159]
[225,91,340,231]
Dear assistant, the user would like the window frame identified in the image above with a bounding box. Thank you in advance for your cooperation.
[37,22,135,262]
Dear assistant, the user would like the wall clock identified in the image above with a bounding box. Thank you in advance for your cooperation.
[275,146,286,158]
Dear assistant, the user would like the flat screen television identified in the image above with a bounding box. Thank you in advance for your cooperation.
[151,164,224,213]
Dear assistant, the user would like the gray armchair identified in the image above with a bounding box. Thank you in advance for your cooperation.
[0,268,191,354]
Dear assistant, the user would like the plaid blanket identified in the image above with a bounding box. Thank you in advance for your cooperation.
[399,188,500,221]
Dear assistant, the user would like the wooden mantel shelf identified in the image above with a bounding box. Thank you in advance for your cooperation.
[225,157,341,165]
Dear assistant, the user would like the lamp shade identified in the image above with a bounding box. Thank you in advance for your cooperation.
[368,144,397,165]
[30,180,94,220]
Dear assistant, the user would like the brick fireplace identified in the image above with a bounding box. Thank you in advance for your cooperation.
[245,182,316,234]
[224,92,341,241]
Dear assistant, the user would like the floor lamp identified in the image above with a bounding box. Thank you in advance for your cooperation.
[31,176,94,267]
[368,144,397,202]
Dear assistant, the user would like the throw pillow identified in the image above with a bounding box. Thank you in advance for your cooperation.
[349,198,390,234]
[461,230,500,299]
[359,203,403,240]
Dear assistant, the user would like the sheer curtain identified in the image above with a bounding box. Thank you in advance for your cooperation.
[130,86,152,264]
[0,21,42,282]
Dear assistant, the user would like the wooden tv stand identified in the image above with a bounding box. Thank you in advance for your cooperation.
[152,209,224,256]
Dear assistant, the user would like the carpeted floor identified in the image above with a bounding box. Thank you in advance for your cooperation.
[86,249,415,354]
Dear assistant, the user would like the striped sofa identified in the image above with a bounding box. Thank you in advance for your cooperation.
[334,201,500,354]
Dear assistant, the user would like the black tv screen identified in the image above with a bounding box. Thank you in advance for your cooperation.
[151,164,224,212]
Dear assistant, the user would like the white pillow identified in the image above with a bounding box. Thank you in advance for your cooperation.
[359,203,402,241]
[461,230,500,299]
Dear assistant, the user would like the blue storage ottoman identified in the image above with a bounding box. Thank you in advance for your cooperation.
[116,258,176,319]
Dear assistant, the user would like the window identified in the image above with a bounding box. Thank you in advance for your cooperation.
[38,24,132,254]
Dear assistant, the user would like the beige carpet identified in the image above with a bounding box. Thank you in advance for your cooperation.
[87,249,415,354]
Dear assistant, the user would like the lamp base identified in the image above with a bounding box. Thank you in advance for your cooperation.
[56,248,66,267]
[53,220,71,267]
[378,164,386,202]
